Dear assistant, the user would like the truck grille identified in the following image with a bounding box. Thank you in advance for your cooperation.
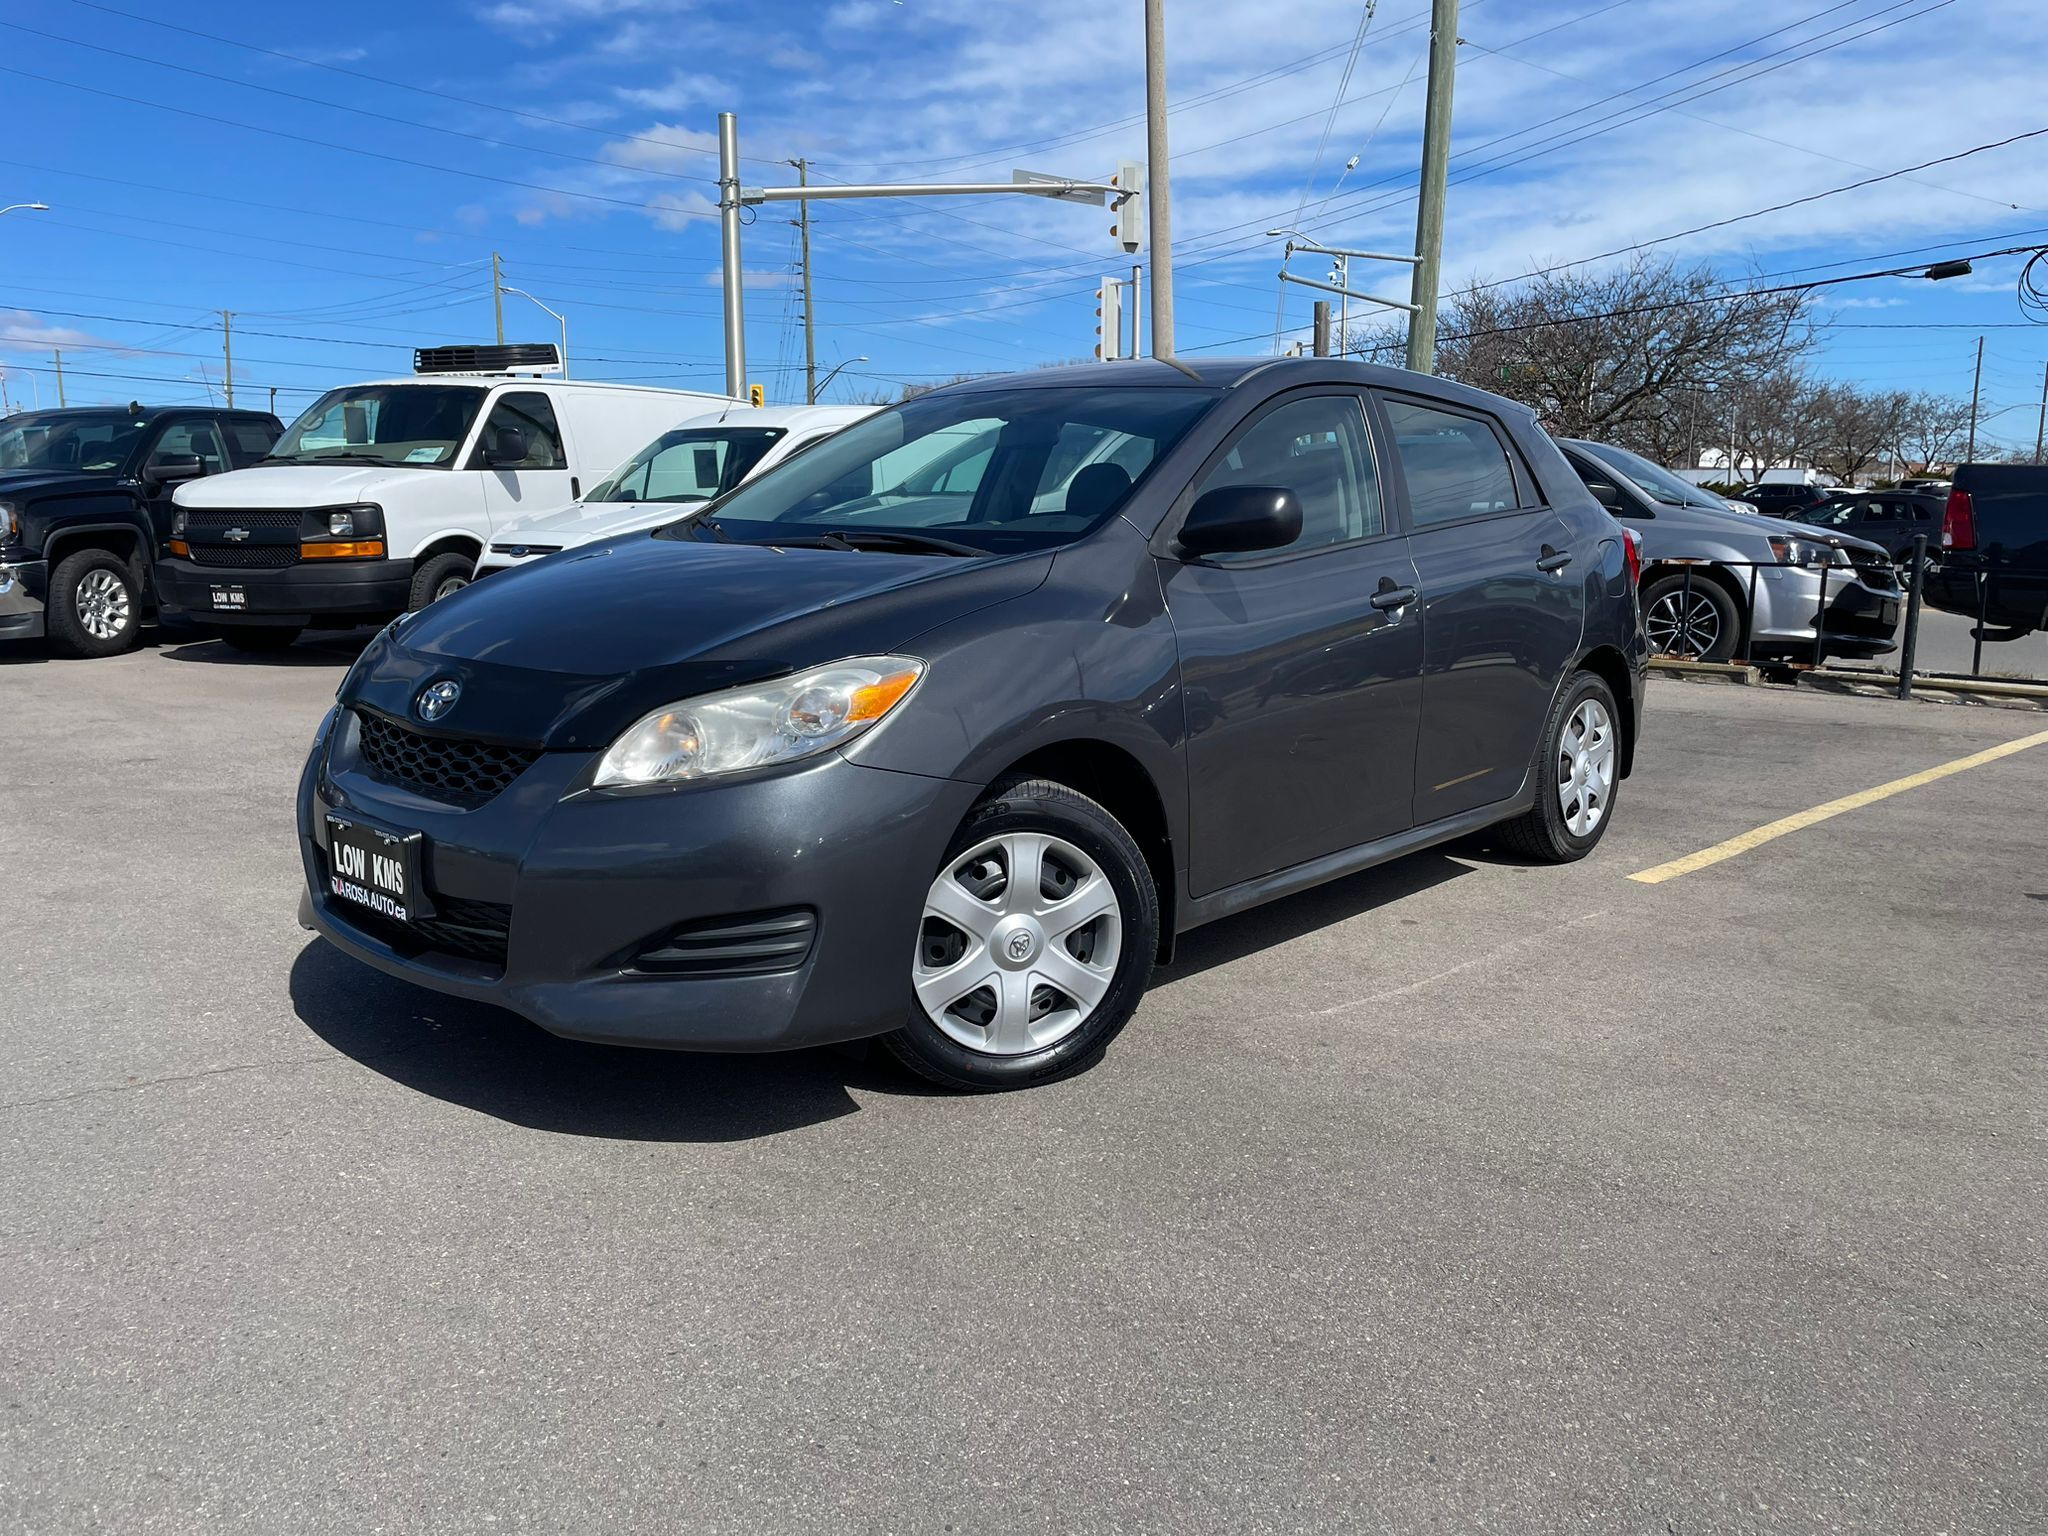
[189,543,300,569]
[182,508,303,568]
[182,508,303,529]
[354,710,541,808]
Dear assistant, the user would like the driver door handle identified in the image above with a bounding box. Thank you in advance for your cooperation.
[1369,582,1418,611]
[1536,544,1573,573]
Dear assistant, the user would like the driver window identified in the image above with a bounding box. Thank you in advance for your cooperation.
[1194,394,1381,558]
[148,420,227,475]
[474,392,568,470]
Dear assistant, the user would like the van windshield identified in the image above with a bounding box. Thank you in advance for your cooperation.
[589,426,787,504]
[672,386,1217,554]
[269,385,487,469]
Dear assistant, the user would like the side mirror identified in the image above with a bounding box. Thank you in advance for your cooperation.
[147,453,206,487]
[1584,479,1626,513]
[1176,485,1302,559]
[485,424,528,467]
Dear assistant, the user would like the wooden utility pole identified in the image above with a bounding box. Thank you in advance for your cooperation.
[2034,360,2046,464]
[1405,0,1460,373]
[492,251,505,344]
[1965,335,1984,462]
[221,311,234,407]
[793,159,817,404]
[1143,0,1175,358]
[53,348,66,406]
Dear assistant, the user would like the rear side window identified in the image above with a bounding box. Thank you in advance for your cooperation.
[475,392,568,469]
[1381,397,1523,526]
[225,418,279,466]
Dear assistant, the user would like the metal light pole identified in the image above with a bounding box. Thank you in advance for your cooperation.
[491,251,505,345]
[814,355,869,399]
[501,286,569,377]
[718,112,747,400]
[1144,0,1175,358]
[1406,0,1459,373]
[0,201,49,217]
[2035,361,2046,465]
[792,159,817,405]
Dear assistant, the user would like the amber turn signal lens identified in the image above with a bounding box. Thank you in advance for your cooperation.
[167,539,189,557]
[300,539,387,560]
[848,667,920,722]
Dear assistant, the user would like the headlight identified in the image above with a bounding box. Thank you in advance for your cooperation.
[170,508,187,538]
[329,510,355,537]
[0,501,18,544]
[1767,535,1837,568]
[594,655,924,788]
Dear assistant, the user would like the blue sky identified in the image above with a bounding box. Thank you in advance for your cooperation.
[2,0,2045,452]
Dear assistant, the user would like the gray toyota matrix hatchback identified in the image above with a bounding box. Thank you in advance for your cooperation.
[298,359,1648,1090]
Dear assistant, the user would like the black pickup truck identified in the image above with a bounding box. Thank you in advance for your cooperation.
[0,404,283,656]
[1927,463,2048,637]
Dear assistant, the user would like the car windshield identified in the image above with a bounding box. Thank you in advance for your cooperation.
[588,426,787,505]
[671,385,1216,553]
[1797,499,1857,528]
[1580,442,1722,508]
[0,411,148,473]
[269,384,487,469]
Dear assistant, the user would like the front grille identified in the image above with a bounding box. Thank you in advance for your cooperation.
[183,508,303,529]
[355,710,541,807]
[189,543,300,569]
[629,909,818,977]
[1852,560,1897,591]
[344,894,513,971]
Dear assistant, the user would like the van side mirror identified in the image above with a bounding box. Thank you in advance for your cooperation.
[485,424,528,467]
[146,453,206,488]
[1176,486,1302,559]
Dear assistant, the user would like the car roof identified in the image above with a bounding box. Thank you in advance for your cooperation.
[661,403,878,430]
[920,356,1541,418]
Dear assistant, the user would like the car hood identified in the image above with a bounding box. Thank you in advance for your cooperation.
[342,529,1053,750]
[173,463,440,507]
[491,499,688,548]
[1640,499,1889,560]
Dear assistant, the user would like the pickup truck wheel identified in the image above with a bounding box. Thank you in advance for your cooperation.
[1641,573,1739,662]
[47,548,142,658]
[218,626,304,653]
[408,552,474,611]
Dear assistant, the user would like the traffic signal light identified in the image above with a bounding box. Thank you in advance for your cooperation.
[1094,278,1125,361]
[749,383,765,407]
[1110,160,1144,255]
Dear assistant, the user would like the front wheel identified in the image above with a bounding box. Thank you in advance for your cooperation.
[882,778,1160,1092]
[1494,671,1623,864]
[46,548,142,658]
[408,551,474,611]
[1641,572,1740,662]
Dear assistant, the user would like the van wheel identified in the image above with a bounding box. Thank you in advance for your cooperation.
[1641,572,1739,661]
[47,548,142,658]
[408,552,474,610]
[1495,671,1622,864]
[883,778,1159,1092]
[218,626,304,653]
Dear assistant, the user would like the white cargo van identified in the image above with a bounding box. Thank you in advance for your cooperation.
[157,344,733,650]
[474,404,876,576]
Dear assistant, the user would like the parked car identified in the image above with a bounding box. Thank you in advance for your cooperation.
[1793,488,1945,574]
[1559,439,1899,663]
[474,405,876,576]
[0,403,282,656]
[155,345,734,651]
[1741,481,1836,519]
[1574,442,1759,519]
[297,358,1647,1091]
[1924,462,2048,637]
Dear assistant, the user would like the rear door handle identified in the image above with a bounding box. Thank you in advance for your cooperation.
[1537,544,1573,573]
[1370,582,1418,611]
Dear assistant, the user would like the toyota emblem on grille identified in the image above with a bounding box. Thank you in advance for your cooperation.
[223,527,251,542]
[416,679,462,722]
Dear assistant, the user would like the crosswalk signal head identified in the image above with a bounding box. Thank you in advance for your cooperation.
[749,383,765,407]
[1110,160,1144,256]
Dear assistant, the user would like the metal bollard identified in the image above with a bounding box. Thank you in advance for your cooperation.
[1811,563,1831,668]
[1896,534,1926,701]
[1678,564,1696,657]
[1742,563,1760,664]
[1972,571,1988,678]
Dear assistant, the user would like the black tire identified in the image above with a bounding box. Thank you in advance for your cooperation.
[46,547,143,658]
[408,551,474,611]
[1494,670,1624,864]
[217,626,304,653]
[1640,571,1740,662]
[882,778,1160,1092]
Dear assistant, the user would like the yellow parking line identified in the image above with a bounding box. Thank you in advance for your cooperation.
[1628,727,2048,885]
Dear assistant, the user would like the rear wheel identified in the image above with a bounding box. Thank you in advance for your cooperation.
[1494,671,1623,864]
[1641,572,1740,662]
[408,551,474,611]
[883,778,1159,1091]
[47,548,142,658]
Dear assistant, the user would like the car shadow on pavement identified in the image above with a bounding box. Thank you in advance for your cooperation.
[159,631,376,666]
[289,939,929,1143]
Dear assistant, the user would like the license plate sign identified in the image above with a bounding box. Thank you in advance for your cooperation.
[326,813,431,922]
[209,584,246,611]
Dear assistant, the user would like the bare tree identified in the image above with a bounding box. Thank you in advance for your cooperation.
[1807,383,1913,481]
[1892,392,1975,473]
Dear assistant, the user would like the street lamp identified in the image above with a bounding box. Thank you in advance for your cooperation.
[498,285,569,378]
[0,201,50,217]
[813,355,869,399]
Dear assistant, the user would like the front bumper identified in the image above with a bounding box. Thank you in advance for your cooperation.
[297,708,981,1051]
[1750,564,1899,657]
[157,554,412,626]
[0,557,47,641]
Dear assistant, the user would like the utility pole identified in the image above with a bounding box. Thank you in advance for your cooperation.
[1312,301,1333,357]
[718,113,747,400]
[1966,334,1983,462]
[221,310,234,407]
[793,159,817,405]
[2034,360,2045,465]
[53,348,65,406]
[1406,0,1459,373]
[1143,0,1175,358]
[269,386,277,414]
[491,251,505,344]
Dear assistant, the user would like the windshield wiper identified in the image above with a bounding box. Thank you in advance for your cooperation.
[270,451,403,467]
[812,528,983,557]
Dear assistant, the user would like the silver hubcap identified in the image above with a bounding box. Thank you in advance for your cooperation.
[74,568,131,640]
[432,574,469,602]
[1644,589,1721,658]
[915,831,1123,1056]
[1558,699,1616,837]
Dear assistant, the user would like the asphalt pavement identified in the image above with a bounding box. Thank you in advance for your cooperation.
[3,634,2044,1534]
